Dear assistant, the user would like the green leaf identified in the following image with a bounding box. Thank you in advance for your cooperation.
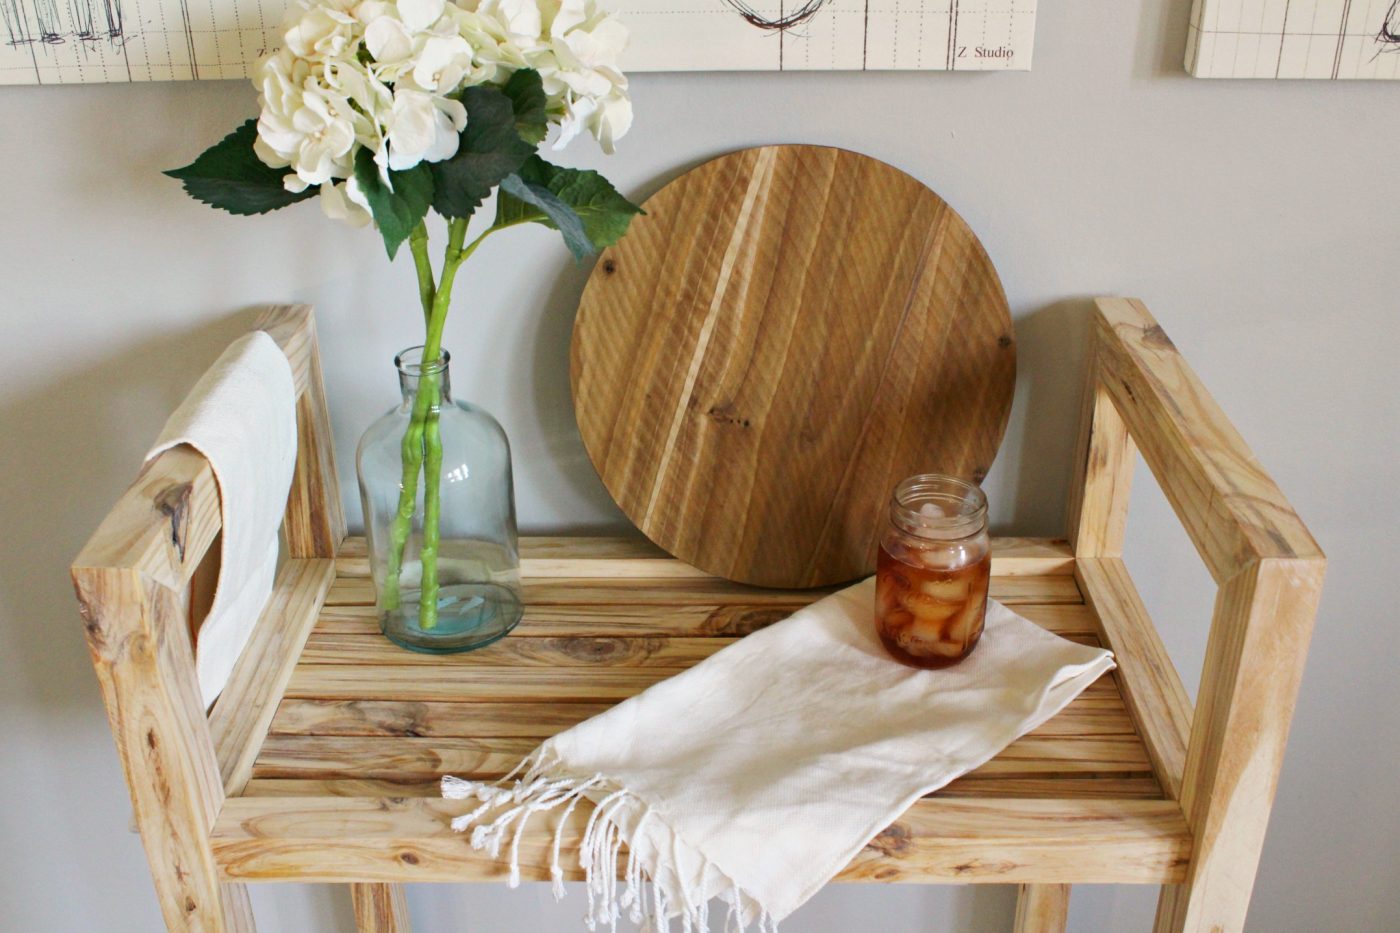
[495,155,643,256]
[501,68,548,145]
[163,119,316,216]
[353,149,434,260]
[430,84,536,220]
[498,173,592,261]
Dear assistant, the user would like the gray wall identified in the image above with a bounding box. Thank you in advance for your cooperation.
[2,0,1396,930]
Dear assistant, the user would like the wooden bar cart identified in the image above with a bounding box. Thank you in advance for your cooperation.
[71,298,1324,932]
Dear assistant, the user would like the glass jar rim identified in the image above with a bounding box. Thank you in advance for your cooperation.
[395,345,450,377]
[890,473,988,539]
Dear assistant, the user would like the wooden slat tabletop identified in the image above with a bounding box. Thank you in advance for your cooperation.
[250,537,1162,803]
[213,536,1192,885]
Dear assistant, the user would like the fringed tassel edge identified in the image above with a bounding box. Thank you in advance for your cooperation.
[442,763,779,933]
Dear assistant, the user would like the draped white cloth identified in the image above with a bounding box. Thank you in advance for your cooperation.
[147,331,297,706]
[444,578,1115,931]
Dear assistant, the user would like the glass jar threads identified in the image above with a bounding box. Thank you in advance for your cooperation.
[874,474,991,668]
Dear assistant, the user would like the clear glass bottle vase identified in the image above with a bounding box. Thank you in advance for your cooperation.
[356,346,523,652]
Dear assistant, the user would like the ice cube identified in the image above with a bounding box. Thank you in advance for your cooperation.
[909,614,950,642]
[920,578,970,602]
[925,639,966,658]
[883,609,914,632]
[899,588,959,620]
[914,548,959,572]
[945,603,984,646]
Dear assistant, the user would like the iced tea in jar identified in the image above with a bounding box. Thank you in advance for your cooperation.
[875,474,991,668]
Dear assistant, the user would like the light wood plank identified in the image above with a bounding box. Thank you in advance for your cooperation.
[256,305,346,559]
[1065,341,1136,557]
[335,536,1077,579]
[1093,298,1323,581]
[211,796,1189,885]
[990,539,1077,576]
[1077,559,1192,801]
[282,662,1121,704]
[937,775,1162,800]
[1014,883,1071,933]
[336,535,670,576]
[250,732,1147,783]
[209,559,335,796]
[323,573,1082,609]
[238,772,1166,801]
[253,304,314,398]
[73,445,221,593]
[270,699,618,738]
[352,883,411,933]
[1154,557,1325,932]
[284,665,683,702]
[71,566,250,930]
[268,696,1133,740]
[310,600,1100,639]
[252,736,538,780]
[314,602,733,636]
[298,634,736,668]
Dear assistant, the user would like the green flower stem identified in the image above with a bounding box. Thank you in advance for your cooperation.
[420,381,444,627]
[380,223,439,614]
[409,223,436,325]
[384,217,497,630]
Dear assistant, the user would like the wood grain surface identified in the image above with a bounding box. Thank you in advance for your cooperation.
[572,145,1015,587]
[248,536,1163,811]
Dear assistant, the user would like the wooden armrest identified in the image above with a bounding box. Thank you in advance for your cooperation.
[1068,298,1326,932]
[70,303,344,589]
[1090,296,1323,581]
[72,445,222,592]
[69,304,344,932]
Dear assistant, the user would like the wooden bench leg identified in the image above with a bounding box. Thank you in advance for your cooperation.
[221,885,257,931]
[1013,884,1070,933]
[352,884,412,932]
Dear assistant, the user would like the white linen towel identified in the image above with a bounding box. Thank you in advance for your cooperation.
[147,331,297,706]
[443,577,1115,931]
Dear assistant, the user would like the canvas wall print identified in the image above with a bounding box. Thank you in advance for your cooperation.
[1187,0,1400,78]
[1,0,1037,85]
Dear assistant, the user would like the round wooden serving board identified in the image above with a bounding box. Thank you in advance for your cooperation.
[571,145,1015,588]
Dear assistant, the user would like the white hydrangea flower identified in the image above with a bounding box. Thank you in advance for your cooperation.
[536,0,631,152]
[386,87,467,170]
[252,0,632,226]
[320,177,373,226]
[283,0,360,60]
[480,0,542,40]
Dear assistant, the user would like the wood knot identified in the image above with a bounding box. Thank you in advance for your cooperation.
[383,701,429,737]
[1141,324,1175,351]
[972,466,988,483]
[867,823,911,856]
[399,852,420,865]
[602,259,618,274]
[185,897,197,914]
[557,636,632,663]
[77,601,107,649]
[709,608,787,636]
[153,481,193,562]
[706,403,751,428]
[997,334,1013,349]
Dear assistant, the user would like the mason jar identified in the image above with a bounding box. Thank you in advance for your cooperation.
[874,474,991,668]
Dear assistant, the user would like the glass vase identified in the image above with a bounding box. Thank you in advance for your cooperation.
[357,346,523,652]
